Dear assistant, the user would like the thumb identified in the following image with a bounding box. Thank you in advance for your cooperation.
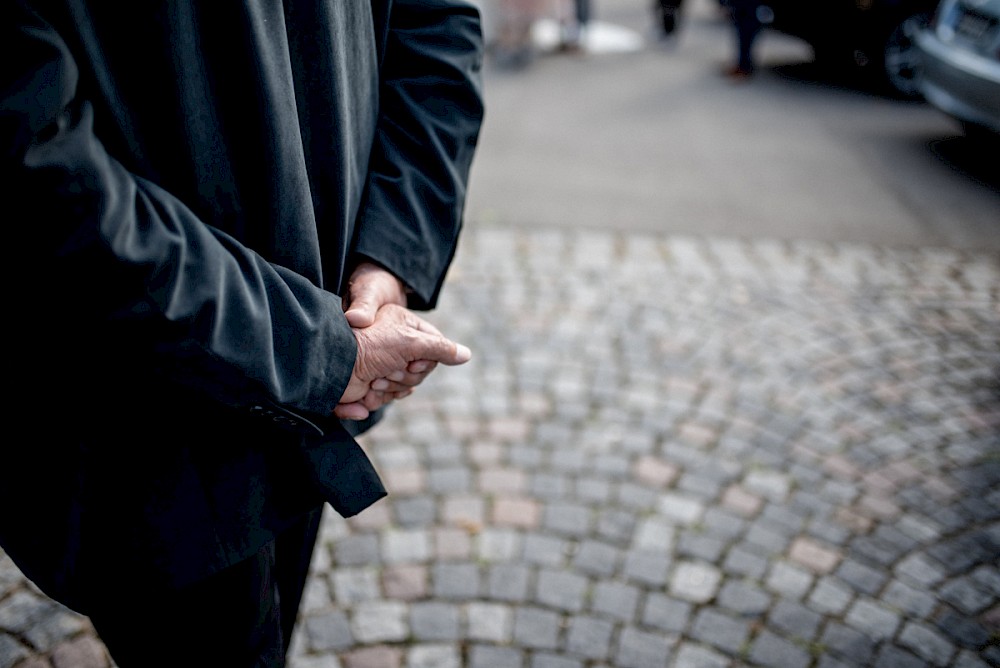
[344,292,378,328]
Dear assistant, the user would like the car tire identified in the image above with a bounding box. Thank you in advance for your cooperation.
[961,121,1000,146]
[881,12,931,99]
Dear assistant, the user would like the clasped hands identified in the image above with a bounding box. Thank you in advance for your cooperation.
[333,262,471,421]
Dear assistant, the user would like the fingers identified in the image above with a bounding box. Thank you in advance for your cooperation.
[408,360,436,374]
[333,387,414,421]
[334,401,370,421]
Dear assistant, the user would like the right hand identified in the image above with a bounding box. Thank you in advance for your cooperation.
[334,303,470,420]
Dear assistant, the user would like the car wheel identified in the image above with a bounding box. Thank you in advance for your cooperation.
[881,12,931,98]
[961,121,1000,146]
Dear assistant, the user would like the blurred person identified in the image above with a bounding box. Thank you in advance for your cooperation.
[723,0,772,78]
[494,0,548,65]
[655,0,686,38]
[0,1,483,666]
[560,0,592,51]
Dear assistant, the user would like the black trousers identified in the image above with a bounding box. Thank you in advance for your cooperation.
[87,507,324,668]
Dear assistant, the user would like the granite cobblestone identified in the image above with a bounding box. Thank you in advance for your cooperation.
[3,228,999,667]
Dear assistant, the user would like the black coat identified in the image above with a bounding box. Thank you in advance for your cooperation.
[0,0,483,613]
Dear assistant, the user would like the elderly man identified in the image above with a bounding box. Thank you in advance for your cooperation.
[0,1,484,665]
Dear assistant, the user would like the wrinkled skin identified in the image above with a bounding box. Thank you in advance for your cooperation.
[334,262,470,420]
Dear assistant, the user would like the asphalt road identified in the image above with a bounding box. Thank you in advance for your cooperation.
[466,0,1000,251]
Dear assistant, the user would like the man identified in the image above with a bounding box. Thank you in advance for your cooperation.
[0,0,484,665]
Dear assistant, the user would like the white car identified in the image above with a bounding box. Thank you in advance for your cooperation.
[916,0,1000,139]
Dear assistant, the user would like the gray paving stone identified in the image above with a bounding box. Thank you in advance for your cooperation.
[572,540,620,576]
[0,634,29,668]
[721,546,769,579]
[590,580,641,622]
[332,568,380,605]
[513,607,561,650]
[815,656,856,668]
[468,644,523,668]
[748,630,812,668]
[530,654,583,668]
[543,502,592,537]
[970,564,1000,595]
[835,558,888,596]
[432,562,480,599]
[617,482,659,510]
[333,534,381,566]
[487,563,531,602]
[382,529,431,564]
[768,599,823,641]
[939,576,994,615]
[478,528,521,562]
[304,610,354,652]
[701,508,748,539]
[899,621,956,667]
[744,520,793,555]
[641,593,692,633]
[351,601,409,643]
[632,518,676,552]
[565,616,615,661]
[689,609,751,656]
[532,473,571,500]
[623,550,670,587]
[844,597,902,641]
[882,578,937,618]
[536,569,588,613]
[394,496,437,527]
[765,561,814,600]
[466,602,513,643]
[676,531,727,563]
[934,610,991,649]
[716,580,771,617]
[820,621,877,666]
[873,644,931,668]
[410,602,460,641]
[19,606,88,654]
[896,553,948,588]
[615,627,671,668]
[523,534,568,567]
[657,493,705,525]
[672,643,729,668]
[596,508,638,543]
[670,561,722,603]
[594,454,630,478]
[851,534,906,566]
[575,477,613,504]
[744,470,792,502]
[953,649,991,668]
[408,644,461,668]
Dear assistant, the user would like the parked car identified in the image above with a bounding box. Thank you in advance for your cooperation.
[915,0,1000,139]
[765,0,940,98]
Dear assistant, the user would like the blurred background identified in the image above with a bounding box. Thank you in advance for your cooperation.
[467,0,999,249]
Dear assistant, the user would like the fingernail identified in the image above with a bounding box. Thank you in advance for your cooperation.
[455,344,472,363]
[372,379,390,390]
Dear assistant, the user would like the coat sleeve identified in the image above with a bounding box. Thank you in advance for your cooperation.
[0,2,357,429]
[351,0,486,310]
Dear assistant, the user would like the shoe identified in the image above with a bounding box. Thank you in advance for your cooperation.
[722,64,753,80]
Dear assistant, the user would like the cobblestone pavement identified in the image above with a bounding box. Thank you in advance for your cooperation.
[2,227,999,668]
